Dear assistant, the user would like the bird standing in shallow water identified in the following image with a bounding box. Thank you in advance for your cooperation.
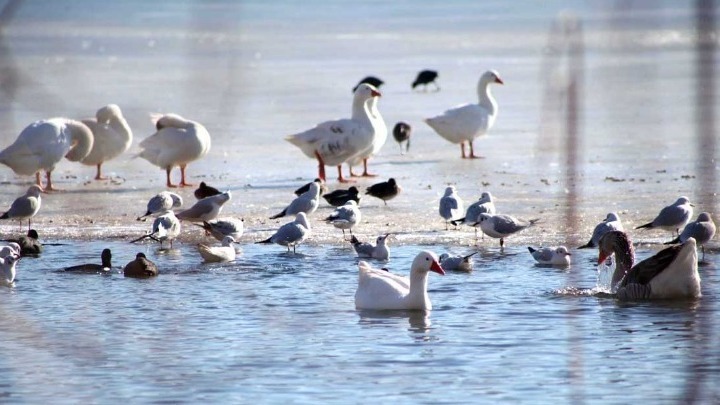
[665,212,716,261]
[123,253,158,278]
[473,213,539,248]
[365,178,401,206]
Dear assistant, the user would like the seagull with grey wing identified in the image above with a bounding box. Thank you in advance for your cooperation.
[270,181,320,219]
[137,191,183,221]
[176,191,231,222]
[528,246,571,266]
[451,191,496,237]
[257,212,311,253]
[325,200,361,238]
[131,209,181,249]
[0,185,42,231]
[665,212,716,261]
[350,234,391,260]
[578,212,624,249]
[193,218,244,242]
[439,186,464,230]
[635,196,693,236]
[439,251,477,272]
[473,213,539,247]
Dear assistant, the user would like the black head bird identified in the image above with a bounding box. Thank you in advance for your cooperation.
[352,76,384,92]
[412,69,440,92]
[18,229,42,256]
[392,122,412,154]
[64,248,112,273]
[194,182,221,200]
[294,178,324,196]
[366,178,401,206]
[323,186,360,207]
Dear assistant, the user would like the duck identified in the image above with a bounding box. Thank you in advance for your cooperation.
[347,93,387,177]
[324,200,361,238]
[473,213,539,247]
[176,191,231,222]
[0,118,94,191]
[137,113,211,188]
[0,254,20,286]
[665,212,716,261]
[80,104,133,180]
[439,186,464,230]
[194,181,221,200]
[424,70,503,159]
[285,83,380,183]
[137,191,183,221]
[123,253,159,278]
[64,248,112,273]
[439,252,477,272]
[578,212,624,249]
[15,229,42,256]
[365,178,401,205]
[528,246,571,266]
[392,121,411,154]
[0,185,42,231]
[598,230,700,300]
[354,250,445,310]
[257,212,311,253]
[635,196,693,236]
[198,236,236,263]
[193,218,244,242]
[350,234,390,260]
[323,186,360,207]
[412,69,440,92]
[270,182,320,219]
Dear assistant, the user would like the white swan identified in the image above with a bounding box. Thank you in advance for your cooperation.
[355,250,445,310]
[0,118,94,191]
[138,113,211,188]
[80,104,133,180]
[285,83,380,183]
[598,230,701,300]
[347,95,387,177]
[425,70,503,159]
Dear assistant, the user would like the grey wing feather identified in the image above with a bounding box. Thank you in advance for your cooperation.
[493,215,528,234]
[178,200,213,219]
[353,243,375,257]
[272,223,304,244]
[9,197,35,217]
[534,249,554,262]
[439,197,457,218]
[654,205,689,227]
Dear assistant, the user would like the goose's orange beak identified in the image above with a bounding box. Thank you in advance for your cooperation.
[431,260,445,275]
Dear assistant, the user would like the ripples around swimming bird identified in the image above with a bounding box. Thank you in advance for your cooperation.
[0,240,717,402]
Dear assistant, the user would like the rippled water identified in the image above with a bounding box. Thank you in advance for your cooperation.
[1,240,717,402]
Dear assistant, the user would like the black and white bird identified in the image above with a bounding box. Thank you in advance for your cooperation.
[137,191,182,221]
[294,178,325,196]
[176,191,231,222]
[198,236,236,263]
[64,249,113,273]
[350,234,391,260]
[439,252,477,272]
[439,186,464,230]
[352,76,384,92]
[325,200,361,238]
[323,186,360,207]
[412,70,440,91]
[0,185,42,231]
[528,246,571,266]
[123,253,158,278]
[194,181,221,200]
[365,178,401,206]
[194,218,244,243]
[392,122,412,154]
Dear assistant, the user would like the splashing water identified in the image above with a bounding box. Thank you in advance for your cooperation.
[595,257,616,293]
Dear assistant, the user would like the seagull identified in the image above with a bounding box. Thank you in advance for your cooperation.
[80,104,133,180]
[0,118,94,191]
[137,113,211,188]
[64,248,112,273]
[194,181,221,200]
[131,209,181,249]
[176,191,231,222]
[325,200,361,238]
[412,69,440,92]
[0,185,42,231]
[598,231,700,300]
[473,213,539,247]
[270,182,320,219]
[425,70,503,159]
[193,218,244,242]
[352,76,384,92]
[123,253,159,278]
[665,212,716,261]
[256,212,311,253]
[392,122,411,154]
[137,191,183,221]
[450,191,496,236]
[294,178,325,196]
[350,234,391,260]
[198,236,236,263]
[578,212,624,249]
[439,186,464,230]
[323,186,360,207]
[0,243,20,259]
[0,254,20,286]
[528,246,571,266]
[635,196,693,236]
[365,178,401,205]
[439,252,477,272]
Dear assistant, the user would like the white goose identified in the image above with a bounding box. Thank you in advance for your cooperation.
[425,70,503,159]
[285,83,380,183]
[355,250,445,310]
[80,104,133,180]
[138,113,211,188]
[598,230,701,300]
[0,118,94,191]
[347,96,387,177]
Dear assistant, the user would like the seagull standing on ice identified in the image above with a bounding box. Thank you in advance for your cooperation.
[635,196,693,236]
[439,186,464,230]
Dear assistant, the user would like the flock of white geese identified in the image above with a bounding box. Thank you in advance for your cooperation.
[0,69,711,310]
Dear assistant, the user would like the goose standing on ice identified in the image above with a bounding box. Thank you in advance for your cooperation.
[0,118,94,191]
[347,93,387,177]
[285,83,380,183]
[425,70,503,159]
[598,230,700,300]
[137,113,211,188]
[80,104,133,180]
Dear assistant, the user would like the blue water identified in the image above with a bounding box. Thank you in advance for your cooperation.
[1,240,717,403]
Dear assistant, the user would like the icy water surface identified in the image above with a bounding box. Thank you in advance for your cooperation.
[1,240,718,402]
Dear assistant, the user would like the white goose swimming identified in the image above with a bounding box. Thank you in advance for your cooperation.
[0,118,94,191]
[138,113,211,188]
[425,70,503,159]
[354,250,445,310]
[285,83,380,183]
[598,230,701,300]
[80,104,133,180]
